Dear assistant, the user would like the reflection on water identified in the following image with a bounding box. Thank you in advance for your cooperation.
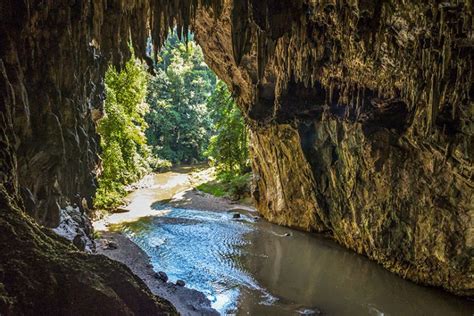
[113,207,474,316]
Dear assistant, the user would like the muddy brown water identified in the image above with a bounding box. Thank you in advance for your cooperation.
[103,169,474,315]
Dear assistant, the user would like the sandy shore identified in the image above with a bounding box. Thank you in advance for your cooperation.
[94,168,255,316]
[169,187,255,213]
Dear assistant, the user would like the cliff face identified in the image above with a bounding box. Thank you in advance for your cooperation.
[0,0,472,312]
[194,0,473,296]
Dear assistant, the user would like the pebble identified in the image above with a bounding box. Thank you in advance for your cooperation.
[107,241,118,249]
[176,279,186,287]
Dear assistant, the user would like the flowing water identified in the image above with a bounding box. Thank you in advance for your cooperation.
[105,169,474,315]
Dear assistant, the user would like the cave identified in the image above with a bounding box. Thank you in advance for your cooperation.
[0,0,473,314]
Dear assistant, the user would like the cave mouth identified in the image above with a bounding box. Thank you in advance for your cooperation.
[91,30,250,216]
[1,1,473,314]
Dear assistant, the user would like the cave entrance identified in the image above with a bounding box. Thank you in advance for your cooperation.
[92,31,254,314]
[94,31,251,212]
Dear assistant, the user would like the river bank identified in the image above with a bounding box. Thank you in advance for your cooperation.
[96,231,218,316]
[93,166,253,315]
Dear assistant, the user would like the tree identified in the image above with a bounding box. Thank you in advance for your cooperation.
[205,80,249,175]
[146,34,216,164]
[95,59,150,209]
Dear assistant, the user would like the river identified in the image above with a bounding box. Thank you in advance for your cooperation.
[96,167,474,315]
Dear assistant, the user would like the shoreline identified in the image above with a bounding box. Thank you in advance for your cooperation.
[96,231,218,316]
[94,170,255,316]
[168,187,255,213]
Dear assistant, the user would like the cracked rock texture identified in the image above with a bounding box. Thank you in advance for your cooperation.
[193,0,474,296]
[0,0,472,313]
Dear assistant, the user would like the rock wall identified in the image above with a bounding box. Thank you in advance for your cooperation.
[0,0,219,313]
[193,0,473,296]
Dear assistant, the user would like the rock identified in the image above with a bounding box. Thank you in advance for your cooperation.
[283,233,291,237]
[111,207,129,214]
[154,271,169,282]
[176,280,186,287]
[72,235,86,251]
[193,0,474,297]
[107,241,118,250]
[232,213,241,219]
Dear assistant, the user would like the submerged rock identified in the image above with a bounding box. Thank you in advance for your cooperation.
[232,213,241,219]
[297,307,322,315]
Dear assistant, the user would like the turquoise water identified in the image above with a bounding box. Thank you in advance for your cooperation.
[114,207,273,314]
[114,206,474,315]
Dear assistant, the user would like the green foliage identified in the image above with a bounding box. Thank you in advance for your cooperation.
[146,33,216,164]
[200,79,251,201]
[224,172,252,198]
[197,172,252,200]
[147,156,173,172]
[205,81,249,175]
[95,59,150,209]
[95,34,251,208]
[196,182,227,198]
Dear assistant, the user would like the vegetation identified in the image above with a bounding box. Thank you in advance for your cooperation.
[146,34,216,164]
[197,172,252,201]
[205,81,249,174]
[199,80,251,201]
[94,59,150,209]
[95,34,251,209]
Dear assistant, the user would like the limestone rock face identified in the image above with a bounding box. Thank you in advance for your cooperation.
[193,1,473,296]
[0,193,176,315]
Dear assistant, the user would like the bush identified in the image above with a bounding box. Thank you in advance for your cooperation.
[227,173,251,199]
[197,172,251,201]
[148,156,172,172]
[94,183,126,209]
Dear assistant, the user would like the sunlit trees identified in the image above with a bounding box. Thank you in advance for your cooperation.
[95,59,150,209]
[95,34,251,208]
[206,81,249,174]
[146,34,216,163]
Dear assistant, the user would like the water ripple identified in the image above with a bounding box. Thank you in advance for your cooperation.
[119,207,273,314]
